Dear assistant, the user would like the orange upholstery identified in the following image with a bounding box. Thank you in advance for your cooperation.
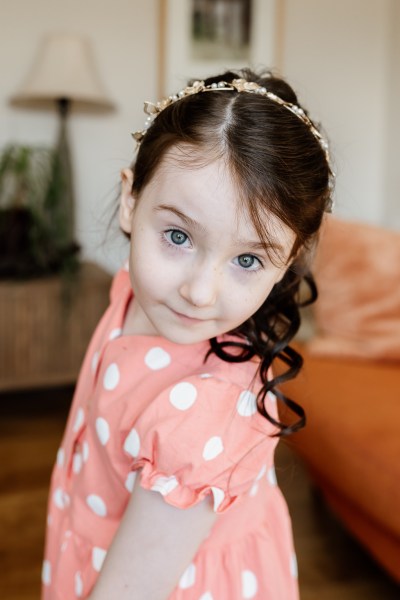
[283,345,400,581]
[308,215,400,360]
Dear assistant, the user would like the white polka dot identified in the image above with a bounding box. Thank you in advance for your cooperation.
[86,494,107,517]
[123,259,129,271]
[96,417,110,445]
[82,441,89,463]
[56,447,65,468]
[267,391,277,403]
[41,560,51,585]
[53,487,70,510]
[65,530,72,538]
[72,452,83,474]
[75,571,83,597]
[103,363,120,391]
[256,464,267,480]
[199,593,214,600]
[144,347,171,370]
[92,547,107,572]
[237,390,257,416]
[211,487,225,511]
[73,408,84,432]
[125,471,137,493]
[199,373,212,379]
[242,569,258,598]
[267,466,277,486]
[60,540,68,553]
[109,328,122,340]
[290,552,298,579]
[169,382,197,410]
[249,482,259,497]
[123,428,140,458]
[151,475,179,496]
[53,488,63,509]
[202,436,224,461]
[91,350,100,373]
[178,563,196,589]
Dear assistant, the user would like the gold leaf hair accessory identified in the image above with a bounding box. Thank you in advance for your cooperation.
[132,78,334,177]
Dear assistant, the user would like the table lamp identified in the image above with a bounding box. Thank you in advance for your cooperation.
[10,33,115,262]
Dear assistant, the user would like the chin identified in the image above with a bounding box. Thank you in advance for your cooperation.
[156,325,211,345]
[165,331,208,345]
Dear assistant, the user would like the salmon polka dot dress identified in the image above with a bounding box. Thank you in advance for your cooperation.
[42,267,299,599]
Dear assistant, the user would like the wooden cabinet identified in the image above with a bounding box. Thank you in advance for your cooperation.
[0,263,112,391]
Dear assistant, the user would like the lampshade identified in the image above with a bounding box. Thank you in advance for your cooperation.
[11,33,114,111]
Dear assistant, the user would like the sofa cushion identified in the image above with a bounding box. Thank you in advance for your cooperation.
[284,345,400,580]
[308,216,400,360]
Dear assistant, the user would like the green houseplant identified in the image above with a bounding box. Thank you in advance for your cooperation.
[0,143,79,278]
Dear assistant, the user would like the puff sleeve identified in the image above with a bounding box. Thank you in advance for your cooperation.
[122,374,278,513]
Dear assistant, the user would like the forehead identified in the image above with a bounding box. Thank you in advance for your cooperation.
[151,145,229,188]
[143,146,295,260]
[144,146,240,214]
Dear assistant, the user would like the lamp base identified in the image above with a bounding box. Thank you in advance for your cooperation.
[43,98,79,261]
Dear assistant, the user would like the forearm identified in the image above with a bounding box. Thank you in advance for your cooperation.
[89,476,217,600]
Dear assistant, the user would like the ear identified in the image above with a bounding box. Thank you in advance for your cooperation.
[119,168,135,234]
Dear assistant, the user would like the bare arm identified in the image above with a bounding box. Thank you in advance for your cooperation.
[89,474,218,599]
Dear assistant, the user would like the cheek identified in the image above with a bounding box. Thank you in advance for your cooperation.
[129,253,157,295]
[231,274,281,320]
[129,238,175,294]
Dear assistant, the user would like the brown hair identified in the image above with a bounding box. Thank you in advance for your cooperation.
[130,68,332,435]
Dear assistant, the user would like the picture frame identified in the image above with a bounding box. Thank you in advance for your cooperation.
[158,0,282,97]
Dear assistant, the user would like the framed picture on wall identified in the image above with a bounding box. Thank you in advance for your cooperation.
[158,0,281,97]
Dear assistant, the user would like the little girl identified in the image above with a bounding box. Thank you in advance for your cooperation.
[42,68,333,599]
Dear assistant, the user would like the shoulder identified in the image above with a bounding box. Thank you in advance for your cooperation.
[127,369,277,513]
[131,342,271,437]
[149,349,264,419]
[130,366,275,465]
[204,350,261,388]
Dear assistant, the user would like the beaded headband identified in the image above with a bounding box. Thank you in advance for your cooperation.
[132,78,332,171]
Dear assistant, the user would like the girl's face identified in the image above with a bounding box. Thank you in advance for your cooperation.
[119,148,296,345]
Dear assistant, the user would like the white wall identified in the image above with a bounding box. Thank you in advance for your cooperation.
[0,0,158,273]
[282,0,392,225]
[383,0,400,228]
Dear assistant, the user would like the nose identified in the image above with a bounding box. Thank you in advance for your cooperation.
[179,261,220,308]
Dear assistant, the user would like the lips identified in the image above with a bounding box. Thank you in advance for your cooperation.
[170,308,207,323]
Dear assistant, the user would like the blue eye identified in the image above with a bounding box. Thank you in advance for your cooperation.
[237,254,260,269]
[167,229,188,245]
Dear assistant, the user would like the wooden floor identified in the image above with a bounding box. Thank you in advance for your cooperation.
[0,388,398,599]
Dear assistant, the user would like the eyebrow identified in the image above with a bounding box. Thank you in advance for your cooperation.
[154,203,284,252]
[235,238,283,252]
[154,204,206,233]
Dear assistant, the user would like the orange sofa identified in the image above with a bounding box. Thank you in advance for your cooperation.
[282,216,400,582]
